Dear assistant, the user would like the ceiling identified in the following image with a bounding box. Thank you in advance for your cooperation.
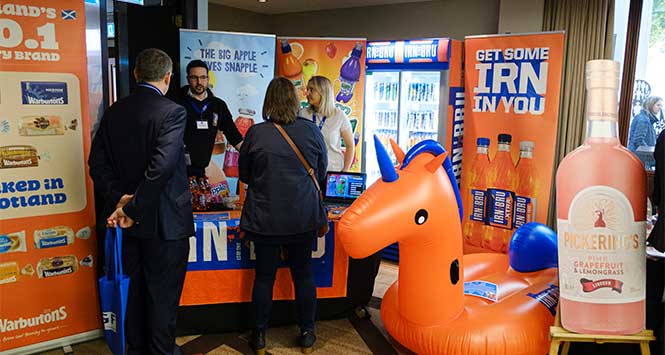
[208,0,436,15]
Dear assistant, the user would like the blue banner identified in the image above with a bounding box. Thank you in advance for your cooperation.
[187,215,335,287]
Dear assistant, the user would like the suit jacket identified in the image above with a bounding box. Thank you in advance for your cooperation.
[239,118,328,239]
[89,85,194,240]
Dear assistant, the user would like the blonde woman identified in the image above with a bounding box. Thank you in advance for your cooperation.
[300,76,356,172]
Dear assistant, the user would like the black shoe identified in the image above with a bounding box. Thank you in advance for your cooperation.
[250,329,266,355]
[300,329,316,354]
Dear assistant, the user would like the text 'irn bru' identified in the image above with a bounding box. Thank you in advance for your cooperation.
[555,59,646,335]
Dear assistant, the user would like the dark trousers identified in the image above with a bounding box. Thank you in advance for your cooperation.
[123,236,190,355]
[252,238,317,332]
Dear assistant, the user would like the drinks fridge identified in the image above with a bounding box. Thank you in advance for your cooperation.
[363,38,464,187]
[364,38,464,261]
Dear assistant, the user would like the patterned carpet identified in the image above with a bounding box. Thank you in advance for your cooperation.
[34,263,405,355]
[35,315,398,355]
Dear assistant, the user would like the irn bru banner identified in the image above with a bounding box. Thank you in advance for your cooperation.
[366,38,449,66]
[277,37,366,172]
[180,213,348,305]
[461,32,564,254]
[0,1,100,353]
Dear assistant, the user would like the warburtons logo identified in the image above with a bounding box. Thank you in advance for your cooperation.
[0,306,67,332]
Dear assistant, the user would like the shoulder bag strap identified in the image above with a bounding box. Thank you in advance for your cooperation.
[272,123,323,196]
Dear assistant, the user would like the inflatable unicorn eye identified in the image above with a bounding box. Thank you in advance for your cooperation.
[415,209,428,225]
[450,259,460,285]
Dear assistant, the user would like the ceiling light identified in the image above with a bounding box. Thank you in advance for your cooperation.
[258,0,266,2]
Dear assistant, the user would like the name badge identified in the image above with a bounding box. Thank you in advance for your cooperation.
[197,120,209,129]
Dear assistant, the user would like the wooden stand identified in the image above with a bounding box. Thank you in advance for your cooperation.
[549,308,656,355]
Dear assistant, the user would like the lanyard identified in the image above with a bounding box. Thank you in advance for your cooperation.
[312,113,327,130]
[189,99,209,118]
[138,83,163,96]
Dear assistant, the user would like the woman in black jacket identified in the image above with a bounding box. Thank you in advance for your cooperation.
[239,77,328,355]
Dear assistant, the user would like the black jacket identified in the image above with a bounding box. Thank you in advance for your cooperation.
[239,118,328,238]
[172,85,243,169]
[652,131,665,251]
[89,85,194,240]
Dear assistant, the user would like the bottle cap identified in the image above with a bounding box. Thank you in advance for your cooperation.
[477,137,490,146]
[498,133,512,143]
[520,141,535,150]
[586,60,619,90]
[280,39,292,53]
[239,108,256,116]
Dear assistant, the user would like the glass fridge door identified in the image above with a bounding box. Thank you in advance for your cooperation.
[364,71,400,186]
[399,71,441,151]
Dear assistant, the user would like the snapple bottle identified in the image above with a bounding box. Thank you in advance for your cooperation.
[556,60,646,334]
[223,108,255,178]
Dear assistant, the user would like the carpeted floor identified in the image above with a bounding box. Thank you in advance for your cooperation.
[34,263,404,355]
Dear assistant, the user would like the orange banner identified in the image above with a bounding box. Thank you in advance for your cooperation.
[0,1,99,352]
[461,32,564,254]
[276,37,366,172]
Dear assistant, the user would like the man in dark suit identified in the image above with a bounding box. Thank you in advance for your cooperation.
[89,48,194,355]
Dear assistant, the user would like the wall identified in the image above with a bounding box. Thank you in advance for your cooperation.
[497,0,545,34]
[208,3,272,34]
[270,0,499,41]
[208,0,499,40]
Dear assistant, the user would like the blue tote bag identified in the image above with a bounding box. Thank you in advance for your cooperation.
[99,226,130,355]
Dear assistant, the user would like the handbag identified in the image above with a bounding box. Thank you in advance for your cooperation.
[98,226,130,355]
[273,123,330,237]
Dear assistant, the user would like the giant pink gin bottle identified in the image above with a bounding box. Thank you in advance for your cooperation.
[556,59,646,334]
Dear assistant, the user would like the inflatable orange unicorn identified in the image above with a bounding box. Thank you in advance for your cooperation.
[337,137,559,355]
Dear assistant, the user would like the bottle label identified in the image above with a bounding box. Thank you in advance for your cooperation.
[514,195,536,228]
[486,188,514,230]
[340,80,354,92]
[470,189,486,223]
[557,186,646,304]
[526,284,559,316]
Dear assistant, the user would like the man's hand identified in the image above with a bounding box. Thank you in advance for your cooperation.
[116,194,134,209]
[107,207,135,228]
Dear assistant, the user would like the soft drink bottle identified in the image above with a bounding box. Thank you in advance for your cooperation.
[198,178,208,211]
[556,60,646,334]
[514,141,537,229]
[462,138,491,246]
[224,108,255,177]
[483,133,517,252]
[336,42,363,103]
[203,177,214,206]
[189,177,200,211]
[279,39,304,91]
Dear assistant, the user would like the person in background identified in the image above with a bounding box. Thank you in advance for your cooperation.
[648,129,665,354]
[89,48,193,355]
[172,59,243,178]
[629,96,663,169]
[239,78,327,355]
[299,76,355,172]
